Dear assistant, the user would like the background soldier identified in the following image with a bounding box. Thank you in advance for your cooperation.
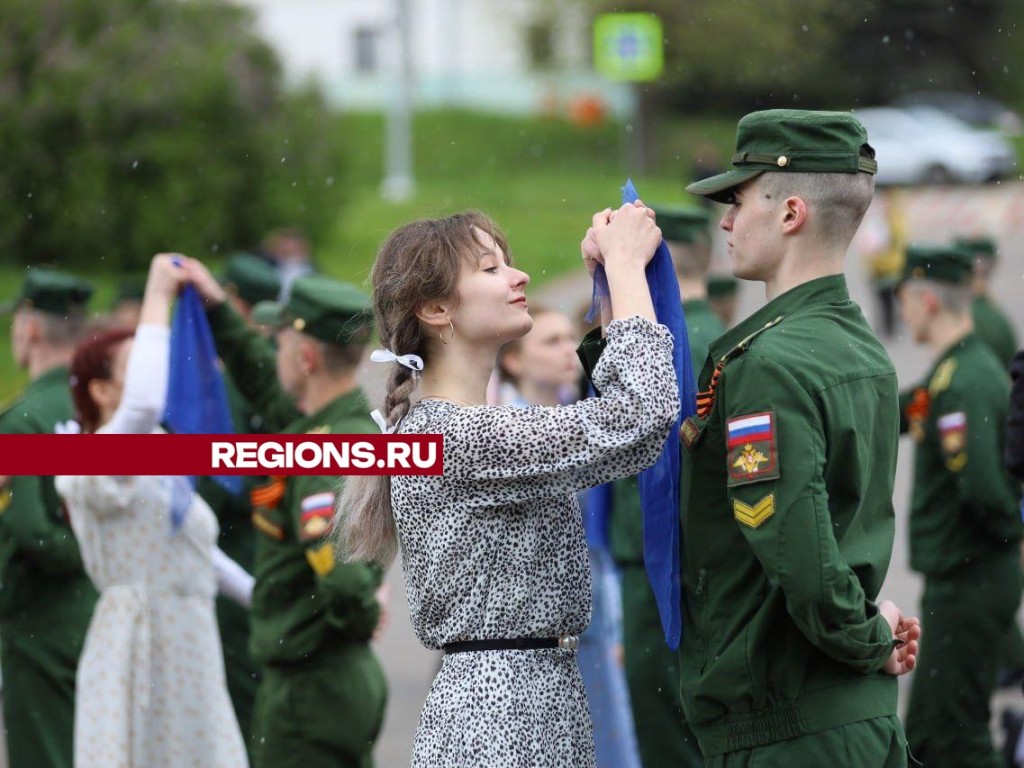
[706,274,739,329]
[0,269,98,768]
[957,236,1018,367]
[185,262,387,768]
[609,204,721,768]
[897,245,1023,768]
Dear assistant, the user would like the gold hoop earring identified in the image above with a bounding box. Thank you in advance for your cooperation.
[440,319,455,345]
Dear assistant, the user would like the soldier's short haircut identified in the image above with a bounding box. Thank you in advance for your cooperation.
[668,239,713,281]
[759,171,875,246]
[909,278,972,316]
[34,308,88,347]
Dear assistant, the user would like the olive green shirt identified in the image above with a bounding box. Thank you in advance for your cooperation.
[207,304,382,667]
[906,333,1022,575]
[678,275,899,755]
[972,295,1018,368]
[0,366,97,625]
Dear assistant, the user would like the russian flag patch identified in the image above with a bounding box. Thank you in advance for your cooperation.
[726,411,780,486]
[299,491,335,541]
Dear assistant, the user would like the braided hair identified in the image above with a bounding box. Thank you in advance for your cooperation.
[337,211,511,565]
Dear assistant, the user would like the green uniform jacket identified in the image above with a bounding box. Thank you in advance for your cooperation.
[972,295,1018,368]
[0,365,97,768]
[905,333,1022,575]
[206,304,383,667]
[678,275,899,756]
[0,366,97,620]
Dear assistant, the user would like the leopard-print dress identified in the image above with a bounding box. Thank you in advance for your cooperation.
[392,316,679,767]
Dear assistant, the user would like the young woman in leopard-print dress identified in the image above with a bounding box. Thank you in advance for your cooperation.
[340,206,679,767]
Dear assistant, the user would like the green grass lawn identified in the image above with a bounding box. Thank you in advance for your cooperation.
[0,109,736,402]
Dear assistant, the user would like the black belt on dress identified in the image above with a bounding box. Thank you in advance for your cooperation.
[443,635,580,654]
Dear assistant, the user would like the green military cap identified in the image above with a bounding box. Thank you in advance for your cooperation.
[707,274,739,298]
[687,109,877,203]
[1,268,93,315]
[257,274,372,345]
[652,205,712,244]
[902,245,974,285]
[953,236,998,262]
[222,253,281,306]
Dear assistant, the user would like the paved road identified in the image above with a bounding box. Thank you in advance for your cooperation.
[368,184,1024,766]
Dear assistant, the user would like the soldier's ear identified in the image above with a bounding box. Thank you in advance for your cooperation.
[780,196,808,235]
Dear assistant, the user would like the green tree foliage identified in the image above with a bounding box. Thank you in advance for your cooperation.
[0,0,346,269]
[587,0,1020,112]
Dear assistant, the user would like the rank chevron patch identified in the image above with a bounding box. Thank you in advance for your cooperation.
[733,494,776,529]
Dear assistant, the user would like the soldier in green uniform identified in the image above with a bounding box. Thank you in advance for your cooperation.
[0,270,99,768]
[610,205,721,768]
[956,236,1018,367]
[706,274,739,328]
[196,252,283,753]
[896,245,1023,768]
[583,110,922,767]
[184,261,387,768]
[679,110,921,767]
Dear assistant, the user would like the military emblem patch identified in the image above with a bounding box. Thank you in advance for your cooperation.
[733,494,775,529]
[252,511,285,541]
[300,491,335,542]
[0,486,11,515]
[726,411,779,486]
[938,411,967,458]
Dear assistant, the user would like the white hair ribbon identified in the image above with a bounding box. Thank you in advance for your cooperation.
[370,409,398,434]
[54,419,82,435]
[370,349,424,372]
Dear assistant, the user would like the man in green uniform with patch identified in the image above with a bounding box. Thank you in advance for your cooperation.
[677,109,921,767]
[185,261,387,768]
[610,205,721,768]
[580,110,923,766]
[0,269,98,768]
[955,236,1018,367]
[196,253,283,753]
[896,245,1023,768]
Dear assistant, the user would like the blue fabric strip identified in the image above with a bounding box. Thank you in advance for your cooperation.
[587,181,695,650]
[164,285,242,519]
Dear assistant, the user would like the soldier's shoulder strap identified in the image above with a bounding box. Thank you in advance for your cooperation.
[928,358,958,397]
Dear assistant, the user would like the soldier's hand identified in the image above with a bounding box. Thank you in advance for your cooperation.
[879,599,921,676]
[179,257,227,306]
[581,226,603,278]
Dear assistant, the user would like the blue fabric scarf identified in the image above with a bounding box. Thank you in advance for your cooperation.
[587,180,695,650]
[164,285,241,528]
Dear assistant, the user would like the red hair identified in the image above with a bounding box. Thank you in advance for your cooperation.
[70,327,135,433]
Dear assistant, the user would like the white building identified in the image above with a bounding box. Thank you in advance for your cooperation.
[237,0,630,114]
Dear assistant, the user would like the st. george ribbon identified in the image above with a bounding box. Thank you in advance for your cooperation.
[586,180,695,650]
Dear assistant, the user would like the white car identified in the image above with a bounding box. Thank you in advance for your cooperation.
[853,106,1018,185]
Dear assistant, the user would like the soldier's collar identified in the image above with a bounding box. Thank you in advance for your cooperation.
[30,364,72,391]
[707,274,849,361]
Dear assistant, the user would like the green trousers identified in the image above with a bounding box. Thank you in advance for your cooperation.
[252,643,387,768]
[706,715,911,768]
[905,551,1022,768]
[1,619,88,768]
[620,566,703,768]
